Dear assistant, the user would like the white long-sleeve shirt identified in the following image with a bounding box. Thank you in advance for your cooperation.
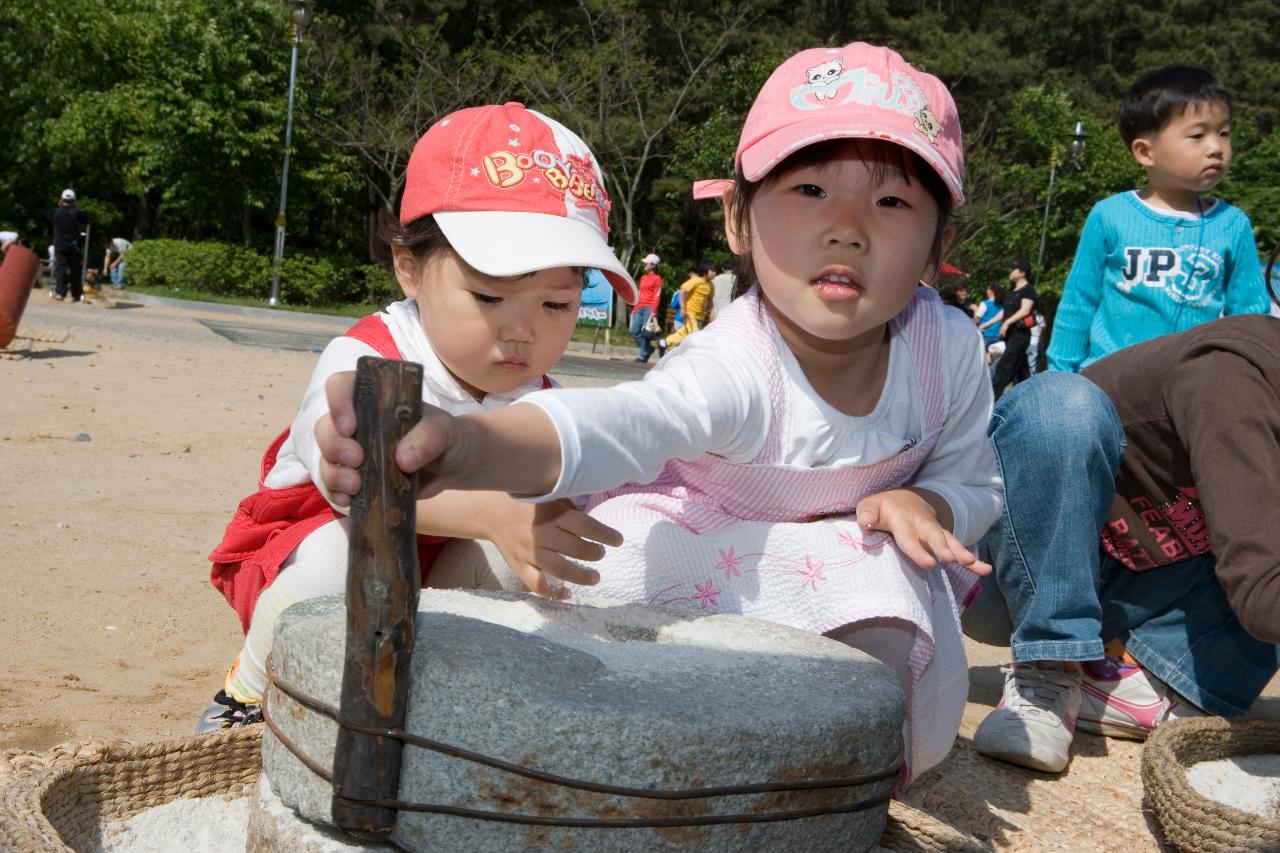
[523,304,1002,545]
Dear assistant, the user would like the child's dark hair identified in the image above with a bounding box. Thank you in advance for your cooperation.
[725,138,953,300]
[1118,65,1232,147]
[695,260,717,279]
[373,208,454,270]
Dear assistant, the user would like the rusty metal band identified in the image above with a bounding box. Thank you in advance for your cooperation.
[263,673,901,828]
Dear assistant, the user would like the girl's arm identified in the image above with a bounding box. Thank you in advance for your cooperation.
[977,309,1003,331]
[319,332,766,505]
[902,312,1003,545]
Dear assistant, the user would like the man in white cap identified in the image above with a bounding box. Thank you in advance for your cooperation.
[49,189,89,302]
[630,252,664,362]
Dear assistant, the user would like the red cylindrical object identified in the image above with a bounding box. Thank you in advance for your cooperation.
[0,244,39,349]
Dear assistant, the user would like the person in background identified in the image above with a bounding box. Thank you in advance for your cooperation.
[988,259,1037,399]
[103,236,132,288]
[942,282,970,313]
[1025,310,1046,375]
[974,283,1002,337]
[1046,65,1268,373]
[710,259,736,321]
[49,188,89,302]
[658,260,715,352]
[630,252,663,363]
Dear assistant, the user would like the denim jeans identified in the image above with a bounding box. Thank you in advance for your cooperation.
[630,306,653,361]
[967,371,1280,716]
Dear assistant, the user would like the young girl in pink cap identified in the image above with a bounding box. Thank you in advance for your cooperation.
[199,103,633,731]
[321,45,1001,779]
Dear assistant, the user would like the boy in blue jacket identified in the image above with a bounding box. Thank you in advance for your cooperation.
[1047,65,1268,373]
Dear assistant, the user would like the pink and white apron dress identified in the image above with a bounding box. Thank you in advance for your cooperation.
[582,286,978,779]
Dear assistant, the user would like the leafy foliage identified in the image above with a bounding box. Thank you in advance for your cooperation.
[2,0,1277,309]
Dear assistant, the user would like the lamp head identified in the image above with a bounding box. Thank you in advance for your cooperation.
[290,0,312,28]
[1068,120,1088,169]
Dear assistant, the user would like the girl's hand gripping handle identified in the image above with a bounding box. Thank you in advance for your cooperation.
[318,370,462,505]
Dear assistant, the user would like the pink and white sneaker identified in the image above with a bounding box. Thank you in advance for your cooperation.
[1077,656,1203,739]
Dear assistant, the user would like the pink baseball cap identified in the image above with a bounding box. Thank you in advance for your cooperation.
[696,43,964,206]
[400,103,636,303]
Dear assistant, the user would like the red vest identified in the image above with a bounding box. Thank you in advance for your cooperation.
[208,315,445,633]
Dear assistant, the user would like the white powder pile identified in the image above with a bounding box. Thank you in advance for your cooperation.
[1185,754,1280,819]
[90,793,249,853]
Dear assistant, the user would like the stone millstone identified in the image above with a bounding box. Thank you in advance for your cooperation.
[260,590,904,852]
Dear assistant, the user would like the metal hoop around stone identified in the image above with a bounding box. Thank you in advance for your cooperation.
[264,672,903,829]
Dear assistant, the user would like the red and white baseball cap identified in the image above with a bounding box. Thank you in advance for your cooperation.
[400,103,636,303]
[694,43,964,206]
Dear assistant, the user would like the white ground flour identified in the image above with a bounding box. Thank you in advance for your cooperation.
[91,794,249,853]
[1185,754,1280,819]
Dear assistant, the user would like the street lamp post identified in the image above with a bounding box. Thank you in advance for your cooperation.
[269,0,313,307]
[1036,121,1089,270]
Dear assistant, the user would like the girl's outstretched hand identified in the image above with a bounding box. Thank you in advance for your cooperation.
[317,370,461,505]
[856,488,992,576]
[490,499,624,599]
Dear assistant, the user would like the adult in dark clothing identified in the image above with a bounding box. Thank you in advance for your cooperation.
[49,189,89,302]
[965,262,1280,772]
[989,259,1037,400]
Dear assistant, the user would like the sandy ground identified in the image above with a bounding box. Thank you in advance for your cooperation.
[1,290,1275,755]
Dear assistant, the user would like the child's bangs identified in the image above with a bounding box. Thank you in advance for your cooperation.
[765,138,950,205]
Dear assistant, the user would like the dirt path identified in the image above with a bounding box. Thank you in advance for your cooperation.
[1,293,1275,756]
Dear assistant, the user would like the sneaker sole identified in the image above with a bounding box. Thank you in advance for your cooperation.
[1075,717,1150,740]
[975,744,1069,774]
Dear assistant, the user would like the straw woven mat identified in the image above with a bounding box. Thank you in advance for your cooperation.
[1,729,1157,853]
[898,733,1164,851]
[0,327,69,359]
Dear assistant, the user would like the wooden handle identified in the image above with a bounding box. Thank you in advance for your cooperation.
[331,356,423,837]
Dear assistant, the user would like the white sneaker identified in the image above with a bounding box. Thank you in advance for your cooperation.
[974,662,1081,772]
[1077,656,1203,739]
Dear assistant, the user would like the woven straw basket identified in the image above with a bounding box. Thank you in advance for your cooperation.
[1142,716,1280,852]
[0,725,983,852]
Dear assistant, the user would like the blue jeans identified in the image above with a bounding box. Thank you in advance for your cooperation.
[966,372,1279,716]
[630,306,653,361]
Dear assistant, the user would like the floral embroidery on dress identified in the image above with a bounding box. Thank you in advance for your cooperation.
[647,528,894,607]
[716,546,744,579]
[693,578,722,609]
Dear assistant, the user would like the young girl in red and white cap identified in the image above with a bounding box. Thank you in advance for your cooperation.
[321,45,1001,780]
[199,103,634,731]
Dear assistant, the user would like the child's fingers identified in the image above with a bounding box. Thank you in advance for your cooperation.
[394,407,457,476]
[558,510,624,548]
[894,526,941,571]
[323,371,359,437]
[510,562,571,600]
[921,525,959,566]
[539,526,608,562]
[535,550,602,587]
[318,457,360,504]
[316,414,363,470]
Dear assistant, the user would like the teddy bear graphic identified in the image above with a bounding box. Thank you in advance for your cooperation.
[805,57,844,101]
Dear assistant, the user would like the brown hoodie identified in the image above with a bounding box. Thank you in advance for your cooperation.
[1083,314,1280,644]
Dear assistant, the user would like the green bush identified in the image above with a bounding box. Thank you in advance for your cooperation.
[129,239,271,298]
[128,239,397,309]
